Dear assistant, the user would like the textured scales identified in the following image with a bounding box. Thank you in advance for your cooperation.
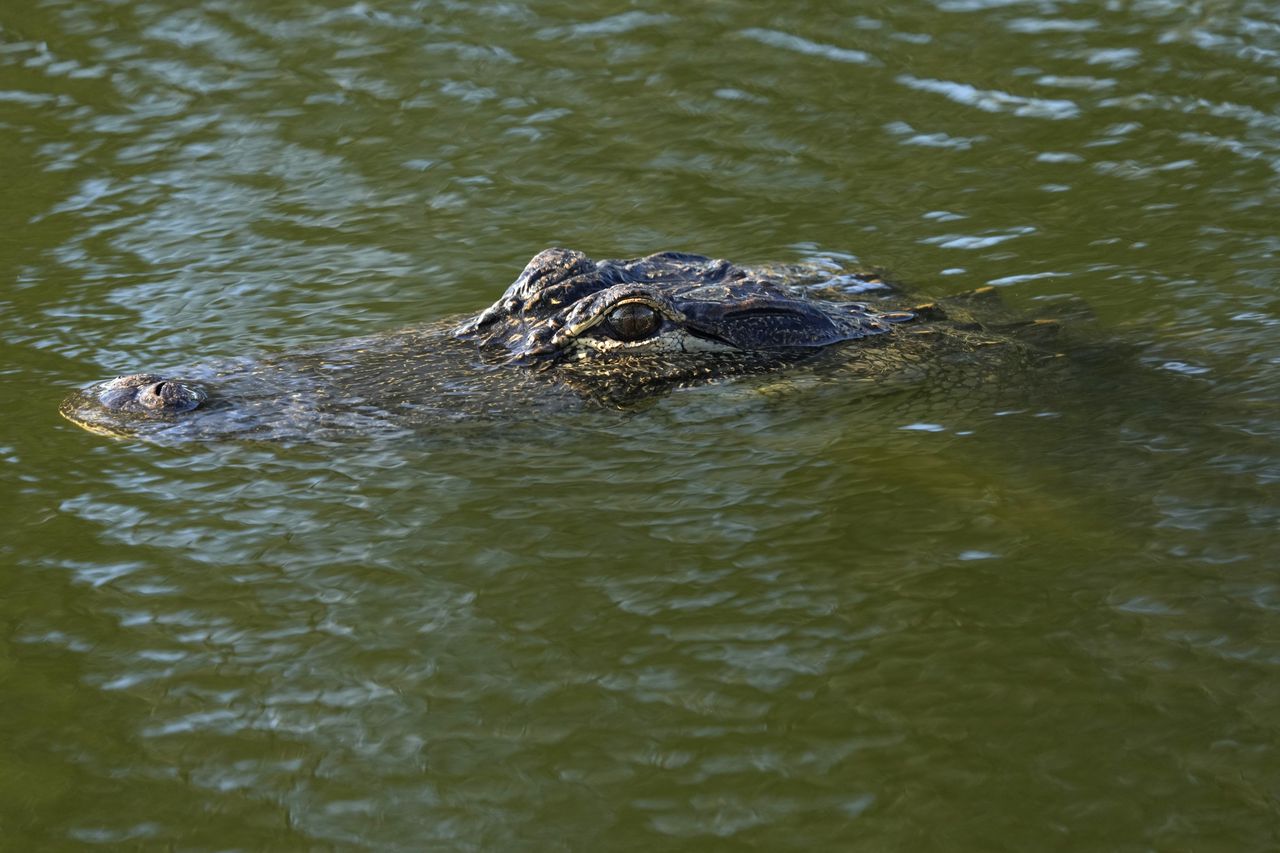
[59,248,1067,441]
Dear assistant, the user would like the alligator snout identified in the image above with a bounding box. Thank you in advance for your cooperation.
[96,373,205,414]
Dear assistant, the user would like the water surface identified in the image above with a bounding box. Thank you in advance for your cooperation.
[3,0,1279,849]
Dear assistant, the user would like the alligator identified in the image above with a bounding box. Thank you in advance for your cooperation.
[59,247,1068,441]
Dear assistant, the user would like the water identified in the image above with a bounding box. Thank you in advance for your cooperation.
[3,0,1279,849]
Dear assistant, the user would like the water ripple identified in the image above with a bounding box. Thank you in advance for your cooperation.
[738,28,879,66]
[897,74,1081,119]
[4,0,1280,848]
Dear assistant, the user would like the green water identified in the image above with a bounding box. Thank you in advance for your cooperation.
[3,0,1279,849]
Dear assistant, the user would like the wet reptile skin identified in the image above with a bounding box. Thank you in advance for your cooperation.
[60,248,1067,441]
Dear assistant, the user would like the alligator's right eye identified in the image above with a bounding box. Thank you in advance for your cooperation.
[605,302,660,342]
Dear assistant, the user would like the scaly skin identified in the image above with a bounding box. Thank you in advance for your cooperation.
[59,248,1067,441]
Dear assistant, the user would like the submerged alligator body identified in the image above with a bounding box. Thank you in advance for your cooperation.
[60,248,1068,441]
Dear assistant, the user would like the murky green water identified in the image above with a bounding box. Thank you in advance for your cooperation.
[3,0,1279,849]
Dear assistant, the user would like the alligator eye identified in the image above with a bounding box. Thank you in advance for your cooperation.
[605,303,660,342]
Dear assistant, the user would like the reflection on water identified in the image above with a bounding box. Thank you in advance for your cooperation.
[3,0,1280,848]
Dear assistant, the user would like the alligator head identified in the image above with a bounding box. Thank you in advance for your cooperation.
[454,248,908,367]
[63,248,917,435]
